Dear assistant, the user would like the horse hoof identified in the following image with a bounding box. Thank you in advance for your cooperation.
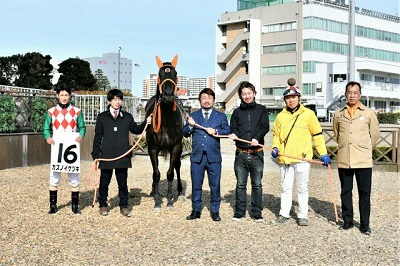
[166,205,174,210]
[178,195,185,201]
[153,206,161,212]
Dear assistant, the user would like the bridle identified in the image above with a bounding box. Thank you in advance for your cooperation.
[152,56,179,133]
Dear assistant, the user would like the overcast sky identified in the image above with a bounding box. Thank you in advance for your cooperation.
[1,0,398,96]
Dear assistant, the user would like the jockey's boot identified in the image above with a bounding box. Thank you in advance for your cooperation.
[48,190,58,214]
[71,191,81,214]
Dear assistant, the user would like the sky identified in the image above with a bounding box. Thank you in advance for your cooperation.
[1,0,399,96]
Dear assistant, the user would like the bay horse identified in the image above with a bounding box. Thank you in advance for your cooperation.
[145,54,185,210]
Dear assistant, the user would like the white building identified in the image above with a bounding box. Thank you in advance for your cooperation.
[215,0,400,120]
[141,75,215,98]
[83,53,132,91]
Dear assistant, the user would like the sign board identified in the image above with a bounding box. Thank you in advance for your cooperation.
[50,132,80,173]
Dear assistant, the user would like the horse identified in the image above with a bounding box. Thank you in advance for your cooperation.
[145,54,185,210]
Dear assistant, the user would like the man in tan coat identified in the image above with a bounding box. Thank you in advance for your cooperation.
[333,81,380,236]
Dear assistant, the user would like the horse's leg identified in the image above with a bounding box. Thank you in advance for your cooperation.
[166,149,176,209]
[175,157,185,200]
[149,148,161,210]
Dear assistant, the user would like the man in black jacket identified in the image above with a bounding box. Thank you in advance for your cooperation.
[229,81,270,222]
[91,89,151,217]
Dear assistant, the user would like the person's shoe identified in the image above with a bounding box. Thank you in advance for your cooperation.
[271,215,289,225]
[99,206,108,216]
[186,210,201,220]
[298,218,309,226]
[339,222,354,230]
[71,204,81,215]
[360,226,371,236]
[48,205,58,215]
[211,212,221,222]
[252,215,264,223]
[232,214,244,221]
[120,208,131,217]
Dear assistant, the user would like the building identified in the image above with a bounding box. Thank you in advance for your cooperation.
[83,53,133,91]
[141,75,215,98]
[215,0,400,120]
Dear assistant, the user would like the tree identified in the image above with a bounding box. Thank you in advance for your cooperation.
[58,58,98,91]
[13,52,53,90]
[94,69,111,90]
[0,55,20,86]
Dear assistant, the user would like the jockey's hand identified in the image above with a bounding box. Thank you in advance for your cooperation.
[228,133,238,141]
[146,116,152,125]
[187,116,195,127]
[46,137,55,145]
[75,135,83,143]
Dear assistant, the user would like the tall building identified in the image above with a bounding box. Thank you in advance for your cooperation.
[215,0,400,120]
[83,53,132,91]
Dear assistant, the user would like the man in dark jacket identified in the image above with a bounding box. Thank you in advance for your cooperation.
[229,81,270,222]
[91,89,151,217]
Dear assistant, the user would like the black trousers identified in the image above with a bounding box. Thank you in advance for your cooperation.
[98,168,129,209]
[338,168,372,228]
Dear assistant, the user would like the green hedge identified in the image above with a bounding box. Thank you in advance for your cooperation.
[31,98,48,132]
[0,95,16,133]
[377,113,400,124]
[316,146,394,162]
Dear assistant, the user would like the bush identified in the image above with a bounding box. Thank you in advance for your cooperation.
[377,113,400,124]
[0,95,16,132]
[31,98,48,132]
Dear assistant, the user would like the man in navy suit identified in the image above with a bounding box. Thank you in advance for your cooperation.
[183,88,231,221]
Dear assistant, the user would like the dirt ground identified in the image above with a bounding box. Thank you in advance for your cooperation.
[0,139,399,265]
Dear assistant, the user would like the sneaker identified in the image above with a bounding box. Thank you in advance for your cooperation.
[253,216,264,223]
[298,218,309,226]
[232,214,244,221]
[271,215,289,225]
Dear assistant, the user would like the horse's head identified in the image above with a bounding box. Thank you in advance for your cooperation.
[156,55,178,105]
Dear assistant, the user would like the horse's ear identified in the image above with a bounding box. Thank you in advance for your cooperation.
[171,54,178,68]
[156,56,163,68]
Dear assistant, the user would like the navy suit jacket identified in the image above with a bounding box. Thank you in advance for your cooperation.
[183,109,231,163]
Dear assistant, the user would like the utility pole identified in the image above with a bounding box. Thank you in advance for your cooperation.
[348,0,355,82]
[118,46,122,90]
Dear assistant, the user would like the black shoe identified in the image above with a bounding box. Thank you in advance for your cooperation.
[211,212,221,222]
[72,204,81,215]
[48,205,58,214]
[360,226,371,236]
[339,222,354,230]
[186,210,201,220]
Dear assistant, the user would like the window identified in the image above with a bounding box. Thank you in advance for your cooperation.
[262,21,297,33]
[262,65,296,75]
[262,43,296,54]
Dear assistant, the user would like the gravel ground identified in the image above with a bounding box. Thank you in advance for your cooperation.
[0,138,399,265]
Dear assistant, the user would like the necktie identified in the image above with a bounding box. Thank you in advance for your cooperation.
[114,110,118,119]
[204,112,209,121]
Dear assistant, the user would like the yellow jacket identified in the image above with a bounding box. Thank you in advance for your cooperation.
[333,103,380,168]
[272,104,327,164]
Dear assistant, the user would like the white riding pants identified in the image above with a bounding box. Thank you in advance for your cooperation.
[50,171,80,188]
[279,162,310,219]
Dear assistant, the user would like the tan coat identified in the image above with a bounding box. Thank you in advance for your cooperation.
[333,103,380,168]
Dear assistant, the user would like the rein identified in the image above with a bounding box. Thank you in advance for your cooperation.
[192,121,339,224]
[87,116,151,207]
[152,72,179,133]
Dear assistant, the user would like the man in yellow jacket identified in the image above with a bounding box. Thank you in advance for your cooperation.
[333,81,380,236]
[271,82,330,226]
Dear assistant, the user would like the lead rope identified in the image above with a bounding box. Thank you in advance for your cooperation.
[87,115,152,207]
[192,121,338,224]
